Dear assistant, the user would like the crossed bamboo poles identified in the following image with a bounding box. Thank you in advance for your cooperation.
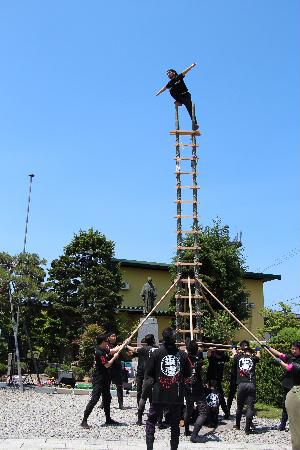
[117,278,275,359]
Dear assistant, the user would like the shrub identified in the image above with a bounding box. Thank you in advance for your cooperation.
[71,366,86,381]
[269,327,300,346]
[44,366,58,379]
[78,324,105,373]
[0,362,7,376]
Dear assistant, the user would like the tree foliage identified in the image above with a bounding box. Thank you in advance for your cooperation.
[259,302,299,338]
[169,219,250,341]
[47,229,123,360]
[78,323,105,373]
[0,251,47,363]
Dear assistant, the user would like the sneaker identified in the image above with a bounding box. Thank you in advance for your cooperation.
[190,435,202,443]
[80,421,91,429]
[278,423,286,431]
[105,418,122,426]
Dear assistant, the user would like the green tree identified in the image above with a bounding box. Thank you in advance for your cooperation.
[78,323,105,373]
[48,229,123,360]
[0,251,47,362]
[259,302,299,338]
[170,219,250,341]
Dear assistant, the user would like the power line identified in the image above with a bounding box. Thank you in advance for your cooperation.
[256,247,300,272]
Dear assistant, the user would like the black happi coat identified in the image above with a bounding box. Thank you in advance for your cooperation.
[184,353,205,401]
[145,343,191,404]
[136,345,158,378]
[207,352,229,382]
[234,353,259,385]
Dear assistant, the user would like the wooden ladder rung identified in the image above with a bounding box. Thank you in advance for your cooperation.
[170,130,201,136]
[177,246,201,250]
[174,143,199,147]
[175,171,198,175]
[177,230,200,234]
[176,312,203,317]
[175,215,198,219]
[174,157,198,161]
[175,262,202,266]
[177,328,204,334]
[180,279,201,284]
[176,186,200,189]
[175,200,197,204]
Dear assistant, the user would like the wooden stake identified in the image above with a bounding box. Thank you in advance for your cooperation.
[188,277,194,340]
[199,280,274,358]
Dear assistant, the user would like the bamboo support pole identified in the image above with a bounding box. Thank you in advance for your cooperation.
[188,277,194,340]
[117,278,180,354]
[199,280,274,358]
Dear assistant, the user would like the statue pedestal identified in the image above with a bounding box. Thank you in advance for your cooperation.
[137,317,159,345]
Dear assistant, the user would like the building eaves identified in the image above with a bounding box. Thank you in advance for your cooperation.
[117,259,281,282]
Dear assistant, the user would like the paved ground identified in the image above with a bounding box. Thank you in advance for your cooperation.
[0,439,292,450]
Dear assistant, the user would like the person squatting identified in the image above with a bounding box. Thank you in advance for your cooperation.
[81,331,299,450]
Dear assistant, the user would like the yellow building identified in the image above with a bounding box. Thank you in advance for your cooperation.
[117,259,281,341]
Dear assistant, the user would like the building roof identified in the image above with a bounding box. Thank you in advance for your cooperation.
[117,258,281,283]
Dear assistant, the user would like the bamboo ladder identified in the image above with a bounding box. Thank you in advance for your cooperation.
[170,105,203,343]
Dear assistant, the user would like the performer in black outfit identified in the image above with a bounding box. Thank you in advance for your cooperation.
[81,334,121,428]
[156,63,199,130]
[145,327,191,450]
[262,341,300,431]
[232,340,260,434]
[127,334,157,425]
[184,340,208,443]
[206,347,230,418]
[107,332,124,409]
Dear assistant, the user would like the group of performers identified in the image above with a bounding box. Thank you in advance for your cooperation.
[81,328,300,450]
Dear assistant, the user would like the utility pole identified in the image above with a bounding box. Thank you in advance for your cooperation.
[23,174,35,254]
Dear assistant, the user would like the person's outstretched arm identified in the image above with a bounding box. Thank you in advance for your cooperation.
[182,62,197,76]
[155,85,168,96]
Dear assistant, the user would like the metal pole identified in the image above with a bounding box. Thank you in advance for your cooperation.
[23,174,35,254]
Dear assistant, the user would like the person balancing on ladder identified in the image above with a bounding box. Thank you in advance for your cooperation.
[156,63,199,130]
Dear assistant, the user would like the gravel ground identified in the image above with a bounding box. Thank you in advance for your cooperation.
[0,388,292,448]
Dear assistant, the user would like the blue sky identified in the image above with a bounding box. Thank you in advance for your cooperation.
[0,1,299,311]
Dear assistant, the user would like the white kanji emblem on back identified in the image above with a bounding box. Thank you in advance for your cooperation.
[161,355,180,377]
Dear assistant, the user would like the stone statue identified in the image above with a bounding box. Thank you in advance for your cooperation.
[140,277,157,314]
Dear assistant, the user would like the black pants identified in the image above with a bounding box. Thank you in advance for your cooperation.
[227,379,237,413]
[173,92,197,124]
[146,403,181,448]
[112,372,123,407]
[138,377,153,419]
[83,377,111,421]
[236,383,256,425]
[136,375,144,405]
[281,387,290,426]
[184,395,208,436]
[216,381,229,415]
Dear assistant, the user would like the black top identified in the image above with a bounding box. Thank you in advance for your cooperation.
[205,386,220,411]
[136,345,157,378]
[281,354,300,389]
[93,348,110,381]
[145,343,191,404]
[234,353,259,385]
[184,353,205,400]
[207,352,229,382]
[107,342,122,377]
[166,73,189,99]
